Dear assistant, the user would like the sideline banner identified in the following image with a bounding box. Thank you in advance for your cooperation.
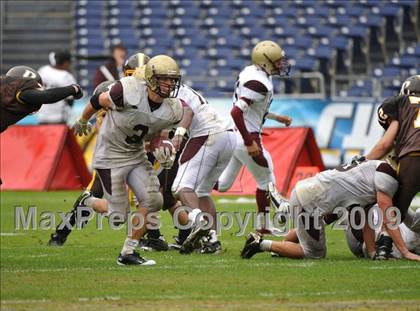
[1,125,91,190]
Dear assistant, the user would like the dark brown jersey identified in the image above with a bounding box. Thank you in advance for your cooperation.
[0,76,41,132]
[378,95,420,158]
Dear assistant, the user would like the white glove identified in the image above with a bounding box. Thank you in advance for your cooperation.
[73,117,92,136]
[153,140,176,169]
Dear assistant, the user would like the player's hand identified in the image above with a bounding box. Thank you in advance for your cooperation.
[153,140,176,169]
[73,117,92,136]
[403,251,420,261]
[278,115,292,127]
[350,155,366,165]
[71,84,84,99]
[171,135,183,152]
[246,140,260,157]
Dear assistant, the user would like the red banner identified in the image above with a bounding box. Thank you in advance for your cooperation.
[1,125,91,190]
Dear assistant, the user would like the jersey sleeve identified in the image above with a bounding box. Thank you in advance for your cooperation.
[374,162,399,198]
[166,98,184,124]
[108,81,125,109]
[235,79,268,107]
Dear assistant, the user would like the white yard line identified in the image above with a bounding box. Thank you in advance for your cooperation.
[0,232,24,236]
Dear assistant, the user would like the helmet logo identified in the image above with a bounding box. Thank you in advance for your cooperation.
[22,70,37,79]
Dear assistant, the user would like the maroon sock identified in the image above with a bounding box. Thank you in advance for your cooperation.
[256,188,270,213]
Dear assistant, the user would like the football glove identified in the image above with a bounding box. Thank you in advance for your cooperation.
[71,84,84,99]
[350,155,366,166]
[73,117,92,136]
[153,140,176,169]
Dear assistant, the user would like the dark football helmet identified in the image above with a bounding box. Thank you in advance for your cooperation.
[6,65,43,86]
[123,53,150,77]
[400,75,420,96]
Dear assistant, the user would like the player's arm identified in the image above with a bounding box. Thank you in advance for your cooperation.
[377,191,420,261]
[362,209,376,258]
[172,100,194,151]
[366,120,399,160]
[266,112,292,127]
[74,81,122,136]
[17,84,83,105]
[231,98,259,156]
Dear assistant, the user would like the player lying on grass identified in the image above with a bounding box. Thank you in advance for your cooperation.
[240,159,420,261]
[345,206,420,259]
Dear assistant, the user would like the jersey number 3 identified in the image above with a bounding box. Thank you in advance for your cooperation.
[125,124,149,144]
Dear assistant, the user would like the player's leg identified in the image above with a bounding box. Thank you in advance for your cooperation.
[216,151,243,193]
[48,171,107,246]
[375,156,420,259]
[196,131,237,253]
[172,135,218,254]
[241,191,326,259]
[167,202,191,249]
[236,141,277,233]
[140,153,182,251]
[118,163,161,265]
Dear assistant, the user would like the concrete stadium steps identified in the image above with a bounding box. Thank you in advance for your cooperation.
[1,0,73,73]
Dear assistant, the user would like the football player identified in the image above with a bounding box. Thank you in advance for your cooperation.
[365,75,420,258]
[170,84,237,254]
[216,40,292,234]
[58,55,193,266]
[48,53,150,246]
[345,207,420,259]
[1,65,83,133]
[240,160,420,261]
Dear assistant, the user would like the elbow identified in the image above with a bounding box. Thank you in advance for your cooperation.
[231,106,242,121]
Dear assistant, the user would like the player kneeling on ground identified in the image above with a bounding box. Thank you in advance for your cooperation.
[240,160,420,261]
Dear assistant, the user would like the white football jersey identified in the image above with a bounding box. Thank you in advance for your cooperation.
[36,65,77,123]
[295,160,399,216]
[233,65,273,133]
[177,84,230,137]
[93,77,183,169]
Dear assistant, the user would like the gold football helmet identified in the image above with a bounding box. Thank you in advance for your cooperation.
[251,40,290,76]
[132,65,146,80]
[123,52,150,77]
[145,55,181,98]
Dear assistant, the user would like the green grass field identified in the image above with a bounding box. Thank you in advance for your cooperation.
[1,191,419,311]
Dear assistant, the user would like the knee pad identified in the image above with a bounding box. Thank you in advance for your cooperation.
[147,191,163,212]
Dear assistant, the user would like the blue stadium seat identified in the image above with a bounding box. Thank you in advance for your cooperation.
[307,25,337,38]
[292,57,318,72]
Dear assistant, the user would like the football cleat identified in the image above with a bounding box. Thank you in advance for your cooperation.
[117,251,156,266]
[168,236,183,250]
[240,232,263,259]
[374,234,394,260]
[179,224,209,255]
[48,233,66,246]
[138,235,169,252]
[268,182,290,224]
[200,241,222,254]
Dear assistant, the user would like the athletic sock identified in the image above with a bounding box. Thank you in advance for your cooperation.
[121,238,138,255]
[188,208,203,225]
[178,228,191,244]
[256,188,270,213]
[147,229,161,239]
[260,240,273,252]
